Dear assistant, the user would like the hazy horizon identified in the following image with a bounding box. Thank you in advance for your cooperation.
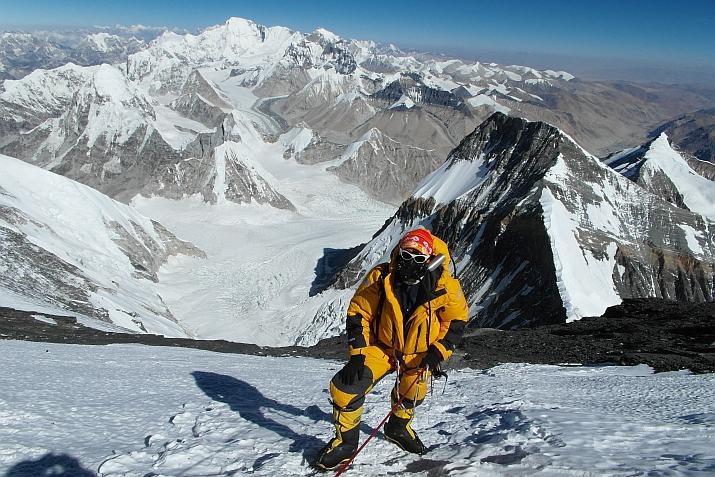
[1,0,713,88]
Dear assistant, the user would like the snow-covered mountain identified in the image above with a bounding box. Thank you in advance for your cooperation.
[650,107,715,163]
[325,128,439,203]
[0,153,204,335]
[1,17,714,344]
[3,17,714,208]
[0,29,147,80]
[331,113,715,329]
[0,63,293,207]
[605,133,715,220]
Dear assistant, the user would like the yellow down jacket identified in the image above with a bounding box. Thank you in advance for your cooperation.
[346,232,469,361]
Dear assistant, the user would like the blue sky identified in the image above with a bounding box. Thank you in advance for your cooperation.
[1,0,713,83]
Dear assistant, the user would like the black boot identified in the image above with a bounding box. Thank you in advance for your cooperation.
[314,406,361,470]
[314,425,358,470]
[384,414,427,455]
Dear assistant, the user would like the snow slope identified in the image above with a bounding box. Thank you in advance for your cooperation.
[605,133,715,221]
[0,340,713,476]
[0,154,201,335]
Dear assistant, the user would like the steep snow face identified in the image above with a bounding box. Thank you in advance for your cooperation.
[210,139,294,209]
[71,64,156,149]
[539,157,623,321]
[0,153,203,335]
[640,134,715,219]
[605,133,715,221]
[336,114,715,328]
[2,341,713,477]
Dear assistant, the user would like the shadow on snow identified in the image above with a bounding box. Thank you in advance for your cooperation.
[4,453,96,477]
[192,371,373,462]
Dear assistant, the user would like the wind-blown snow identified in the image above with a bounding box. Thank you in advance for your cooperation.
[0,340,712,476]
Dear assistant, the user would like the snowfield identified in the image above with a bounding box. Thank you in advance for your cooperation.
[1,340,713,476]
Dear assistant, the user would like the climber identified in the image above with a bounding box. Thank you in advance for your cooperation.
[315,227,469,470]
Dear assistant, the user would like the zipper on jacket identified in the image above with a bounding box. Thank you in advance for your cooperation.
[414,324,421,354]
[426,302,432,350]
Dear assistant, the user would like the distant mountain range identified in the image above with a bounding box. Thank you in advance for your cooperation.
[0,17,713,339]
[2,18,714,207]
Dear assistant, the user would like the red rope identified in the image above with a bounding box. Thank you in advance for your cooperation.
[333,371,424,477]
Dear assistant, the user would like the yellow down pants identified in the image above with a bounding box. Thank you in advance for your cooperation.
[329,345,430,420]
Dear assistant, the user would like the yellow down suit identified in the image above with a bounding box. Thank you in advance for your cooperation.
[329,233,469,428]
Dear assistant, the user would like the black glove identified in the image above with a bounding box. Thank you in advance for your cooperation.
[420,346,443,371]
[338,354,366,386]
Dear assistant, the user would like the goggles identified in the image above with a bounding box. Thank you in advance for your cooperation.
[399,248,430,263]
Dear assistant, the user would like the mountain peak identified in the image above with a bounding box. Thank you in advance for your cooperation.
[224,17,258,28]
[312,27,341,43]
[412,112,569,205]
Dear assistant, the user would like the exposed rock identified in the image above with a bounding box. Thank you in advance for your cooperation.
[171,69,233,127]
[327,128,443,204]
[373,75,469,113]
[455,299,715,374]
[2,298,712,373]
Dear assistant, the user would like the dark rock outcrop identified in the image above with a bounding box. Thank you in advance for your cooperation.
[455,299,715,374]
[2,298,712,373]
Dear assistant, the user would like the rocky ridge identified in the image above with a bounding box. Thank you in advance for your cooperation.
[1,299,712,373]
